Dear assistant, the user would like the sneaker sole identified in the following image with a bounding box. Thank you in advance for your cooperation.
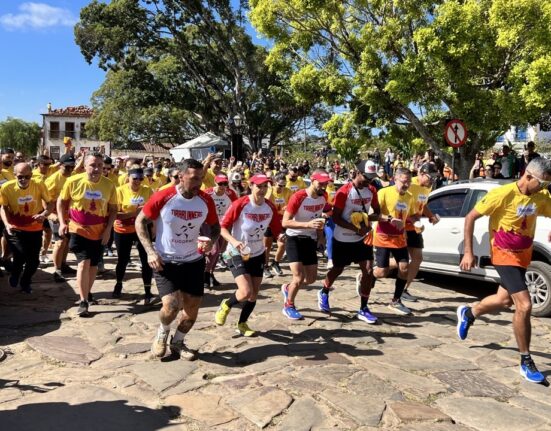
[388,305,411,315]
[357,314,377,324]
[235,329,256,337]
[281,308,302,320]
[456,306,467,340]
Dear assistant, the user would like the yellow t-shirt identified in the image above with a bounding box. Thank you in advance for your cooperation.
[0,169,14,187]
[145,176,162,191]
[374,186,413,249]
[0,179,51,231]
[114,183,152,234]
[118,172,128,186]
[60,173,117,240]
[154,172,167,186]
[406,181,432,231]
[326,183,337,205]
[106,172,119,186]
[201,168,216,190]
[475,182,551,268]
[44,170,71,200]
[159,182,175,191]
[267,186,293,216]
[286,176,307,192]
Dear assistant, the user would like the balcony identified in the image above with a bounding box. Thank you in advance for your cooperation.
[49,130,76,139]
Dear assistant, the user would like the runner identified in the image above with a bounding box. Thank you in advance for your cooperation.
[214,174,282,336]
[159,167,180,191]
[44,154,77,282]
[458,158,551,383]
[112,167,154,303]
[401,163,440,302]
[321,160,381,323]
[203,173,238,288]
[281,169,330,320]
[136,158,219,361]
[0,163,53,293]
[373,167,414,315]
[58,152,118,316]
[286,166,307,192]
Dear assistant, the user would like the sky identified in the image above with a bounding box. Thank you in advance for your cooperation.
[0,1,267,126]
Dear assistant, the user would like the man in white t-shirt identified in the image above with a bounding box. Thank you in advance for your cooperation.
[136,158,220,361]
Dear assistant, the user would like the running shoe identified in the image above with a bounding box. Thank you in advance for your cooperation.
[271,261,283,276]
[215,299,231,326]
[143,294,154,306]
[401,290,418,302]
[203,272,211,289]
[236,322,256,337]
[169,337,197,361]
[281,283,289,303]
[263,267,274,279]
[520,359,545,383]
[40,254,50,264]
[151,327,169,357]
[357,307,378,324]
[106,249,114,257]
[388,300,412,315]
[20,283,32,294]
[61,265,77,275]
[282,305,303,320]
[88,292,96,304]
[317,289,331,313]
[210,273,221,287]
[77,300,89,317]
[326,259,333,270]
[97,262,106,274]
[9,274,19,289]
[456,305,474,340]
[53,270,66,283]
[112,282,123,298]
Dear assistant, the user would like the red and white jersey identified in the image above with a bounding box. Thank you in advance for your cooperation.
[204,187,238,220]
[221,195,282,258]
[285,189,327,240]
[142,188,218,262]
[333,182,379,242]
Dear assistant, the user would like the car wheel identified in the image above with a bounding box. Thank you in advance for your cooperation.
[526,261,551,317]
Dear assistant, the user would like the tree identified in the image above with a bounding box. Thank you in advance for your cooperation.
[250,0,551,178]
[75,0,315,152]
[0,118,40,155]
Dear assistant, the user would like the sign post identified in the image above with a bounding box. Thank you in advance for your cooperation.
[444,119,468,182]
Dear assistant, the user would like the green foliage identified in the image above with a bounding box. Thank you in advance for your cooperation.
[250,0,551,178]
[0,118,40,155]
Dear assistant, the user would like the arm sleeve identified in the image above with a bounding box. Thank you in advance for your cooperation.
[285,191,304,216]
[333,187,348,210]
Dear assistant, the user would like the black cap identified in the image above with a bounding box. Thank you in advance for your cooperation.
[60,154,76,165]
[144,167,154,175]
[0,148,14,154]
[419,162,439,177]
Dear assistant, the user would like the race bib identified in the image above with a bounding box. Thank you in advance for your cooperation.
[85,190,103,200]
[130,196,145,206]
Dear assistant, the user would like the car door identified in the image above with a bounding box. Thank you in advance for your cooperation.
[422,188,469,270]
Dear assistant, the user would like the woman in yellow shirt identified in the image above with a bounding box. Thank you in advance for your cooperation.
[112,167,154,304]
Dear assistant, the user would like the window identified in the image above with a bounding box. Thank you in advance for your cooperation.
[50,146,61,161]
[65,122,75,138]
[427,190,468,217]
[49,121,60,139]
[516,126,527,141]
[465,190,487,213]
[80,122,87,139]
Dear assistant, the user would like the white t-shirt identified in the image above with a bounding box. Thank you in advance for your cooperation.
[333,182,379,242]
[204,187,238,220]
[285,189,327,240]
[143,187,218,262]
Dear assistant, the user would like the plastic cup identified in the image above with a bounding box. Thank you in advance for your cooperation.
[414,221,425,233]
[197,236,210,254]
[240,246,251,262]
[315,218,326,230]
[434,214,441,223]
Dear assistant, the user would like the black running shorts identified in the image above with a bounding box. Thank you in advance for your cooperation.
[375,246,409,268]
[332,238,373,268]
[494,265,528,295]
[406,231,424,249]
[227,252,264,278]
[69,233,103,266]
[285,235,318,266]
[155,258,206,298]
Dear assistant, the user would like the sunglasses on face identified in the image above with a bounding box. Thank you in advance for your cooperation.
[131,176,144,181]
[17,175,31,180]
[527,171,551,188]
[217,182,229,186]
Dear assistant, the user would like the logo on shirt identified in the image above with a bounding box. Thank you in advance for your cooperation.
[396,202,408,212]
[130,196,145,206]
[171,209,203,220]
[17,195,33,204]
[175,221,197,240]
[304,203,325,213]
[351,198,371,206]
[85,190,103,200]
[517,203,536,217]
[245,213,271,222]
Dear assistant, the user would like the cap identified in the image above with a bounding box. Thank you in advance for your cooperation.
[356,160,378,179]
[59,154,76,166]
[230,172,242,182]
[249,174,271,185]
[214,174,229,184]
[144,167,154,175]
[311,172,332,182]
[419,162,439,178]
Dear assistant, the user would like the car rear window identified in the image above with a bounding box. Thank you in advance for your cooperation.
[428,191,468,217]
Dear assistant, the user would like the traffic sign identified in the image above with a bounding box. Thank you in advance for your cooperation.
[444,119,468,148]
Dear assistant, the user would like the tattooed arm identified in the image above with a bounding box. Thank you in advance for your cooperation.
[135,210,163,271]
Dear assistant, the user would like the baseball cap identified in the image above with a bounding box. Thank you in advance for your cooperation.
[214,174,229,184]
[419,162,439,178]
[356,160,378,179]
[60,154,76,166]
[249,174,271,185]
[311,172,332,182]
[230,172,242,182]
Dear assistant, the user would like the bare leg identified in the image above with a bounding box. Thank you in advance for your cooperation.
[510,290,532,353]
[405,247,422,289]
[76,260,91,301]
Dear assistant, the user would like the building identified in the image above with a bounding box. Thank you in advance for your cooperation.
[41,104,111,159]
[496,124,551,151]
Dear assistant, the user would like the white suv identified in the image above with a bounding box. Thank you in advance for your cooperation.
[420,179,551,317]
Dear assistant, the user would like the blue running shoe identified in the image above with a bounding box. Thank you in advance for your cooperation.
[357,307,378,324]
[456,305,474,340]
[520,359,545,383]
[281,283,289,303]
[282,305,303,320]
[317,289,330,313]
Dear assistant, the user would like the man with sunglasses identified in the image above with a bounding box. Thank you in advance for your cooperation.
[286,166,307,192]
[401,163,440,302]
[45,154,77,282]
[459,158,551,384]
[321,160,381,322]
[0,163,53,293]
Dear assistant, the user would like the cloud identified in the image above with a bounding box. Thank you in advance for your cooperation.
[0,2,77,30]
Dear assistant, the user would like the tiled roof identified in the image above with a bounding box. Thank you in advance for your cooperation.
[46,105,94,117]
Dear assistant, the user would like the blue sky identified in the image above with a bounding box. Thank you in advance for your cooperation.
[0,1,267,125]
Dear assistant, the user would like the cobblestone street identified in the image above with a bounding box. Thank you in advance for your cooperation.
[1,254,550,430]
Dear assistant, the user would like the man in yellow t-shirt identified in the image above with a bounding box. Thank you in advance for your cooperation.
[45,154,76,282]
[402,163,440,302]
[286,166,307,192]
[459,158,551,384]
[154,164,167,188]
[0,163,53,293]
[59,152,117,317]
[373,167,414,315]
[201,153,222,190]
[144,167,162,191]
[32,155,57,182]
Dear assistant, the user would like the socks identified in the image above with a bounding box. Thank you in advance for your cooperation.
[465,307,476,321]
[144,284,151,295]
[159,323,170,334]
[393,277,407,301]
[520,353,531,364]
[172,330,185,343]
[360,297,368,309]
[239,301,257,323]
[226,293,240,308]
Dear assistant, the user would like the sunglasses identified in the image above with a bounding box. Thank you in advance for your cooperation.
[17,175,31,180]
[276,183,286,187]
[217,182,229,186]
[527,171,551,188]
[131,176,144,181]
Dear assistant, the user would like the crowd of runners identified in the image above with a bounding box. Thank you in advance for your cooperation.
[1,145,550,384]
